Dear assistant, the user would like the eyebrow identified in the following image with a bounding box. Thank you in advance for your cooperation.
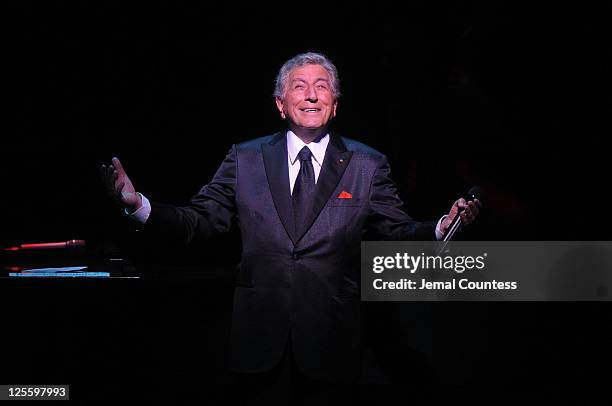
[291,77,331,84]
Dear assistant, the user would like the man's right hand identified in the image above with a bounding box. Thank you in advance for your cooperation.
[99,157,142,213]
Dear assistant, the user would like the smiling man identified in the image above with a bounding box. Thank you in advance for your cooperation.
[274,63,338,142]
[100,52,480,391]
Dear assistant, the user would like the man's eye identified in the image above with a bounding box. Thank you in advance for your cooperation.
[316,84,327,90]
[294,85,304,90]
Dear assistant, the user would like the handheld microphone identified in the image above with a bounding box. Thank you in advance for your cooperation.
[441,186,481,242]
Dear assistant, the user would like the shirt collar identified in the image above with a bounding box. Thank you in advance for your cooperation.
[287,130,330,166]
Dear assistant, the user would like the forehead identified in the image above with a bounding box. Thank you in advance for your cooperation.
[288,64,331,82]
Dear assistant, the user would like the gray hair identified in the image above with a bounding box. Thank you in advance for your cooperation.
[273,52,341,99]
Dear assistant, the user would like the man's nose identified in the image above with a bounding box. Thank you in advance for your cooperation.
[305,86,318,102]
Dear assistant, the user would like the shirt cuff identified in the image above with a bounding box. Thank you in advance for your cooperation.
[124,193,151,224]
[435,215,447,240]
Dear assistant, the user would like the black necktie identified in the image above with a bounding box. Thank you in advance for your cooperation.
[292,146,315,236]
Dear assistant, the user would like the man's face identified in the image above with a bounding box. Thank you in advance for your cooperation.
[275,64,337,134]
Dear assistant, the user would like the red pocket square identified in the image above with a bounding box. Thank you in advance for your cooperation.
[337,191,353,199]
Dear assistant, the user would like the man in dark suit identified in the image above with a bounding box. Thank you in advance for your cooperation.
[100,52,480,385]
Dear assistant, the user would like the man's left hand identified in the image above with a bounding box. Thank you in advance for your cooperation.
[440,198,483,235]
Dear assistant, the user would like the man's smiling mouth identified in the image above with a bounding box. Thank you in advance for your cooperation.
[299,108,321,113]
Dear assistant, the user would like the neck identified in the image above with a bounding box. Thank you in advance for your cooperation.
[290,125,328,144]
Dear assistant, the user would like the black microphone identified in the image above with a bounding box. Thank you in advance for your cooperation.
[441,186,482,242]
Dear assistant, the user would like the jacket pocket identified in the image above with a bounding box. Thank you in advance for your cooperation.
[327,197,363,207]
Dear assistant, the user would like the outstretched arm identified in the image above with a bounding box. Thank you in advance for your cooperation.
[99,146,238,246]
[364,155,481,241]
[365,155,437,240]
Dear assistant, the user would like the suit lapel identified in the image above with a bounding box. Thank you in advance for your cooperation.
[295,133,353,242]
[262,132,298,244]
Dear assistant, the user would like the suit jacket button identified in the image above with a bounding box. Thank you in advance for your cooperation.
[292,253,300,260]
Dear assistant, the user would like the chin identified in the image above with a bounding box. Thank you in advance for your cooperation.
[300,121,325,129]
[300,126,325,133]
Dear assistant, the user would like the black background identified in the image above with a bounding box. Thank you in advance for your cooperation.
[2,0,611,400]
[4,0,610,245]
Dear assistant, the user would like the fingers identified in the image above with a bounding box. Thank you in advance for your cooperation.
[100,157,138,209]
[111,169,119,185]
[449,195,483,227]
[460,199,481,225]
[101,166,118,185]
[456,198,468,210]
[460,210,473,225]
[115,180,126,200]
[99,164,108,179]
[99,160,122,196]
[99,163,114,180]
[100,157,125,183]
[112,157,125,176]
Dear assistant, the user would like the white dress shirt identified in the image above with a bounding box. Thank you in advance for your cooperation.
[287,130,329,195]
[129,131,445,239]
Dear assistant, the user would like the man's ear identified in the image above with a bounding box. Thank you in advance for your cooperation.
[275,97,286,119]
[332,100,338,118]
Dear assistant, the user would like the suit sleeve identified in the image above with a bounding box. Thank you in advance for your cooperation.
[365,155,436,240]
[142,145,238,245]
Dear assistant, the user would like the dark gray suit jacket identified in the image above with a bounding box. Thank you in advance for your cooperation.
[144,131,435,382]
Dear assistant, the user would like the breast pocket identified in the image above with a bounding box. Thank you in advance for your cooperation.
[327,197,364,207]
